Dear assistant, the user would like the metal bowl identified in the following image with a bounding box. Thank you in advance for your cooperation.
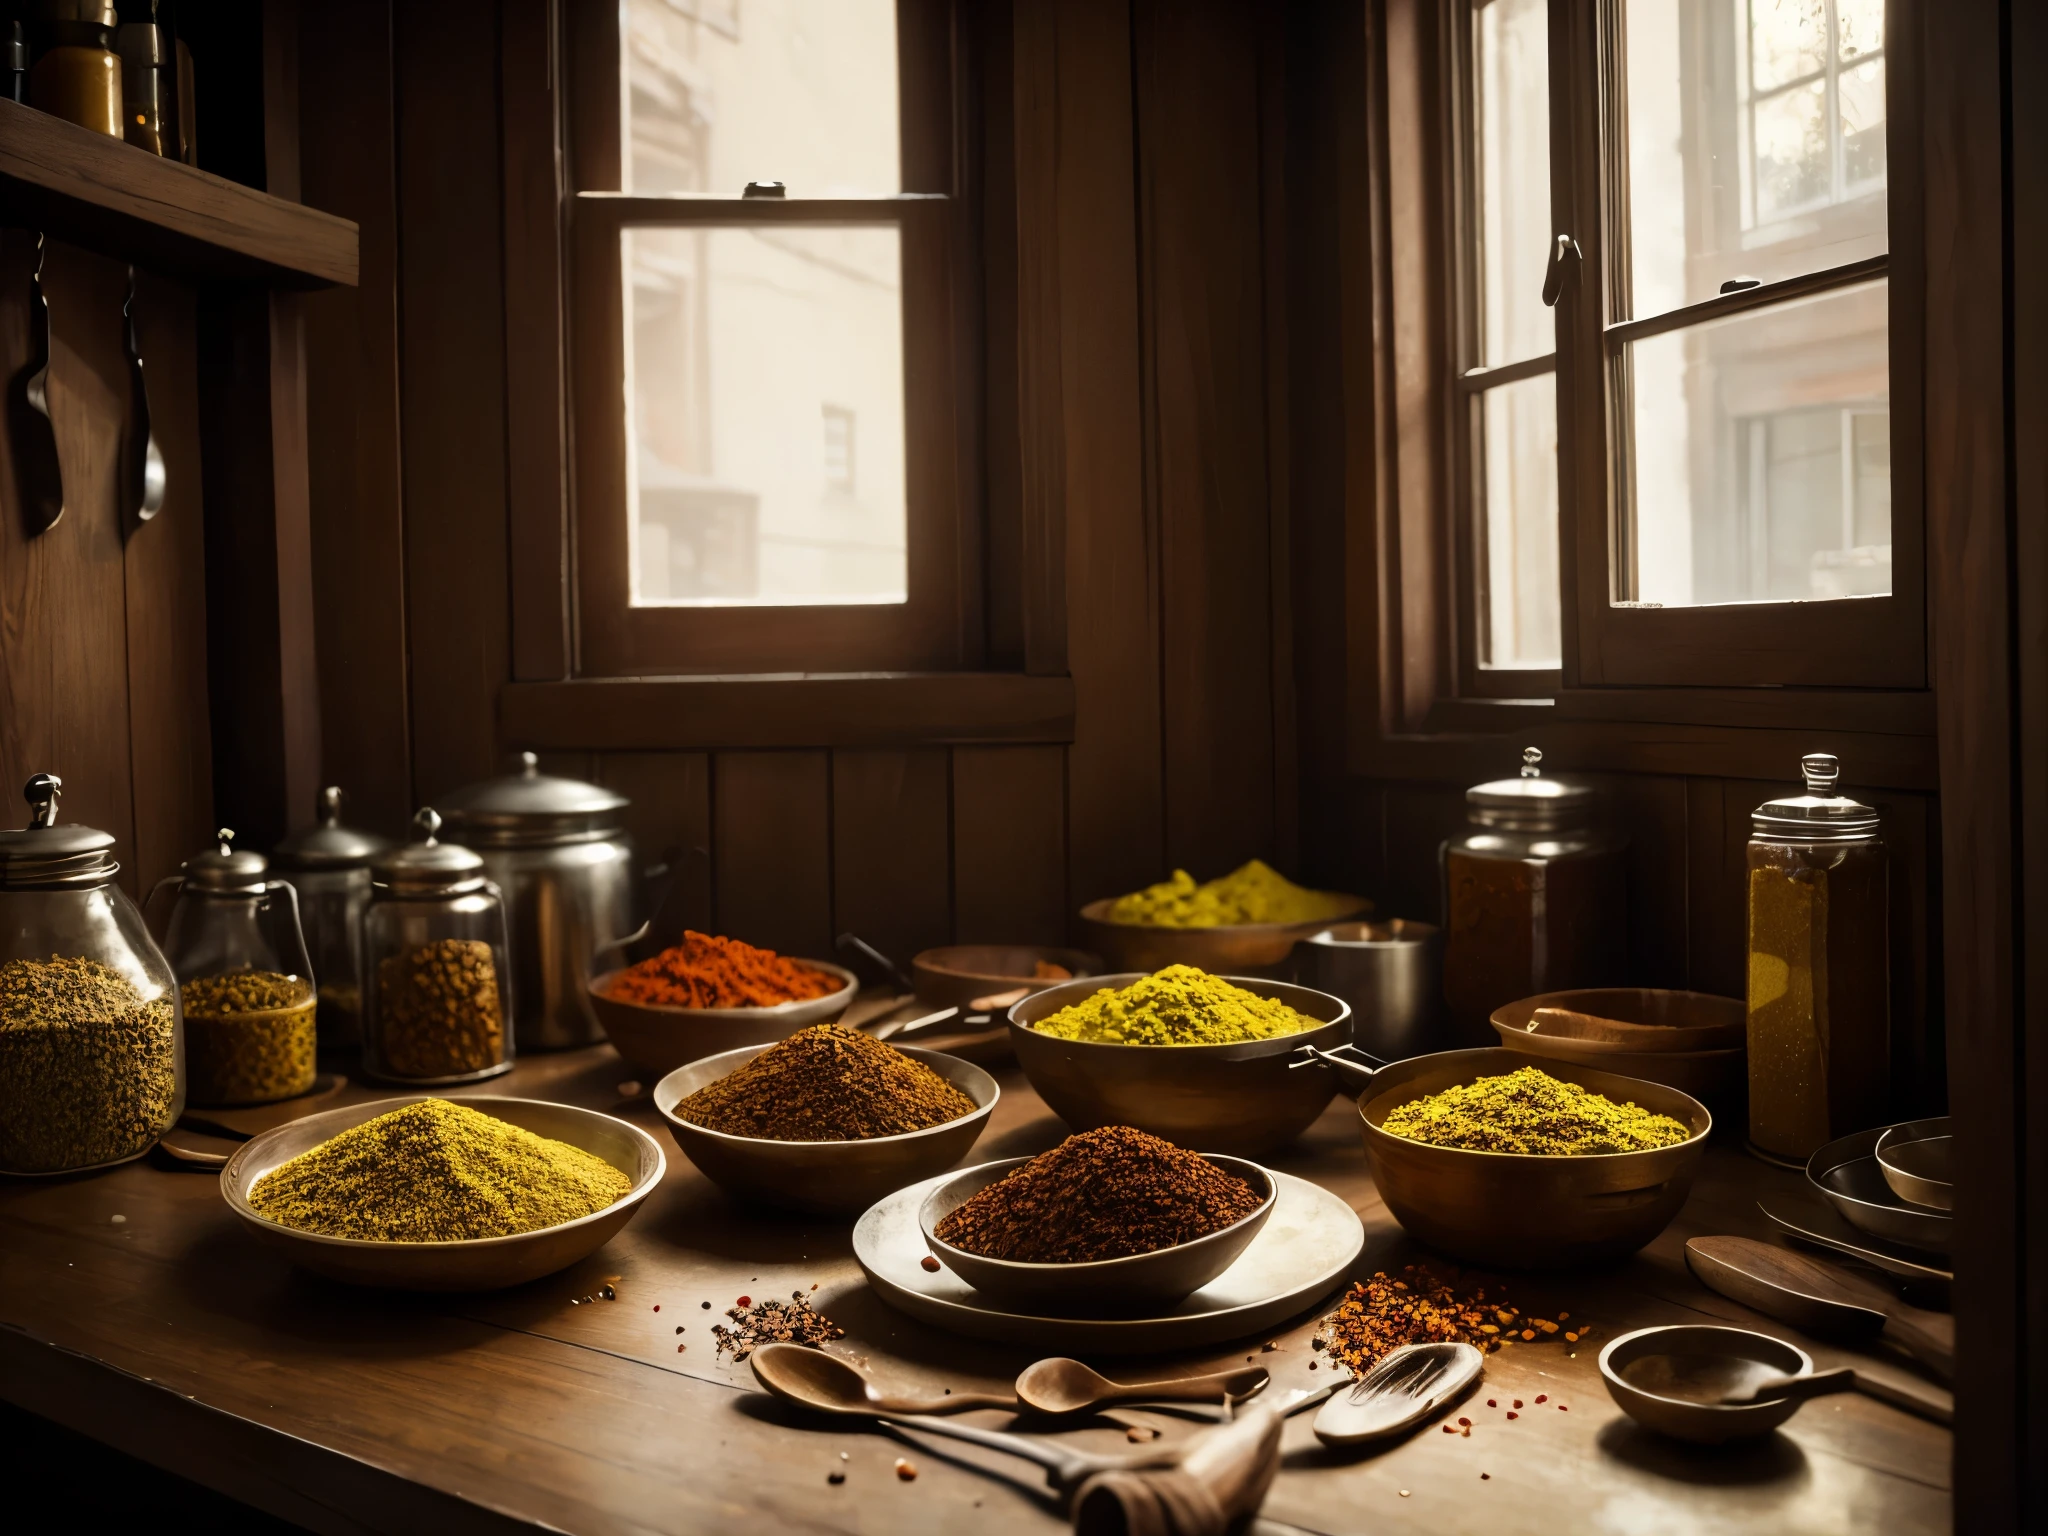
[1076,897,1372,978]
[587,960,858,1079]
[221,1096,665,1291]
[1809,1126,1952,1253]
[910,945,1104,1008]
[1007,973,1352,1155]
[1599,1325,1814,1444]
[1346,1047,1711,1269]
[653,1042,997,1215]
[1875,1117,1952,1211]
[915,1153,1277,1315]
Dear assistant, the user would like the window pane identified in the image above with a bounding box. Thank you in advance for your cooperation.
[1626,280,1889,607]
[625,0,900,196]
[1623,0,1885,317]
[1476,0,1553,367]
[1479,373,1562,667]
[624,225,908,607]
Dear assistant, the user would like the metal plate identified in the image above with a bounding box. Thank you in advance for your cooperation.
[854,1169,1363,1353]
[1758,1191,1953,1285]
[1808,1127,1952,1256]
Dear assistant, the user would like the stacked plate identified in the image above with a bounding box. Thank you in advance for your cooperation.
[1806,1116,1952,1257]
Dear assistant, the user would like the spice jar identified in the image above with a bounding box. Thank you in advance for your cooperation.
[272,786,389,1052]
[29,2,121,136]
[155,830,317,1107]
[1440,748,1627,1044]
[362,809,514,1084]
[1745,754,1889,1165]
[115,10,167,153]
[0,773,182,1175]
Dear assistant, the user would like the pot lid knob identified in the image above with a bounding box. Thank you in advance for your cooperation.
[24,773,61,828]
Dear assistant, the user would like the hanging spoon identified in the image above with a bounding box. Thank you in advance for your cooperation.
[122,266,165,529]
[10,232,63,534]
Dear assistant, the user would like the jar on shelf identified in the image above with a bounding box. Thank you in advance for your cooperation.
[155,830,317,1107]
[362,809,514,1085]
[1745,754,1889,1165]
[29,2,121,137]
[1440,748,1628,1044]
[0,772,182,1175]
[272,787,390,1053]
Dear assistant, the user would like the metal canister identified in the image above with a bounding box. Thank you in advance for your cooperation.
[272,787,390,1051]
[437,753,633,1052]
[1294,919,1443,1060]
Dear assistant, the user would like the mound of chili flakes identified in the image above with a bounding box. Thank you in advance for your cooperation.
[1315,1264,1589,1375]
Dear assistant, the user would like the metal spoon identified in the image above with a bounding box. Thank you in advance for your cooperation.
[1307,1341,1483,1447]
[1014,1357,1269,1416]
[122,267,165,528]
[750,1341,1019,1415]
[11,232,63,535]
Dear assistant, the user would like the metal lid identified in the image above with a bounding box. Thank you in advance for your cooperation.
[183,828,269,893]
[272,786,391,870]
[38,2,118,27]
[1465,748,1601,832]
[371,808,487,894]
[0,774,119,888]
[436,752,627,846]
[1752,754,1880,843]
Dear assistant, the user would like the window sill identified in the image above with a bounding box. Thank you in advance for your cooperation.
[499,673,1075,751]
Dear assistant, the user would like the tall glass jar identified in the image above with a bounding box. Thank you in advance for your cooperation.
[156,832,318,1107]
[0,773,182,1174]
[1746,754,1889,1165]
[362,809,514,1084]
[273,787,389,1053]
[1441,748,1628,1045]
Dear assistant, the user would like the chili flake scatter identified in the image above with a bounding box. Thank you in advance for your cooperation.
[709,1291,844,1362]
[894,1459,918,1482]
[1318,1264,1583,1374]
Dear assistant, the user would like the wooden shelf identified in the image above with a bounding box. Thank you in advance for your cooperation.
[0,97,357,288]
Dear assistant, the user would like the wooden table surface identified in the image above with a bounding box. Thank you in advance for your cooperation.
[0,1024,1952,1536]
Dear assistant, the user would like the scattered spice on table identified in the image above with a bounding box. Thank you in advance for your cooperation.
[1382,1066,1690,1154]
[933,1125,1265,1263]
[373,938,505,1079]
[606,931,839,1010]
[1320,1264,1583,1374]
[1106,859,1359,927]
[1029,965,1322,1046]
[674,1025,977,1141]
[709,1290,845,1362]
[181,969,317,1106]
[247,1098,630,1241]
[894,1459,918,1481]
[0,956,176,1174]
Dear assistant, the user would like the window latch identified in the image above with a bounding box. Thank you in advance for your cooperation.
[1541,234,1582,307]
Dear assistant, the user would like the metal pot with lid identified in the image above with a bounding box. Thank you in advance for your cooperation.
[436,753,634,1052]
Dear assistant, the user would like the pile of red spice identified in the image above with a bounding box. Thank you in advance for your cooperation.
[606,931,839,1009]
[1317,1264,1585,1375]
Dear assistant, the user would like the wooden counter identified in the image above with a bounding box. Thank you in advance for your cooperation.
[0,1038,1951,1535]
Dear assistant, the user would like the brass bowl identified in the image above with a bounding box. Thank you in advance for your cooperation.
[915,1153,1278,1314]
[1007,973,1352,1155]
[1344,1047,1711,1269]
[653,1042,998,1215]
[221,1096,665,1291]
[1076,896,1372,979]
[587,960,858,1079]
[909,945,1105,1008]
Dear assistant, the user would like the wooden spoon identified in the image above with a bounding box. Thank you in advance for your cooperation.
[1014,1358,1268,1416]
[751,1341,1019,1415]
[1720,1364,1952,1425]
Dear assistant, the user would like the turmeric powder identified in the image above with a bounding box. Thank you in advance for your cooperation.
[1105,859,1360,927]
[1029,965,1322,1046]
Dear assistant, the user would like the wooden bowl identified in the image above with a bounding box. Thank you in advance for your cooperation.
[909,945,1104,1008]
[587,961,858,1079]
[1076,896,1372,979]
[1599,1325,1815,1443]
[1490,988,1746,1109]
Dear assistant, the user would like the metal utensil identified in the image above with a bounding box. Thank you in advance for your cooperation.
[1683,1236,1953,1381]
[749,1341,1020,1415]
[836,931,915,994]
[122,267,165,528]
[1293,919,1443,1059]
[1808,1127,1952,1254]
[1014,1358,1268,1416]
[1757,1192,1953,1286]
[11,232,62,534]
[1310,1340,1482,1447]
[1875,1118,1953,1211]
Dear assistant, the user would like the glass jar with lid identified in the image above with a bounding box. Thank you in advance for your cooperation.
[362,809,515,1084]
[272,786,390,1052]
[1746,753,1889,1165]
[155,831,317,1107]
[1440,748,1629,1044]
[0,773,182,1174]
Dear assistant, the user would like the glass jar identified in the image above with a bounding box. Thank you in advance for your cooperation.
[1746,754,1889,1165]
[272,786,389,1052]
[156,831,317,1107]
[29,2,121,136]
[362,809,514,1084]
[1440,748,1628,1044]
[0,772,182,1174]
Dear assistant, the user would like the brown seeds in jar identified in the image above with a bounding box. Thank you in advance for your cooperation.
[374,938,504,1078]
[0,956,176,1174]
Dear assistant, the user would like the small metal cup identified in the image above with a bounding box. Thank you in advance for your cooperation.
[1293,920,1443,1061]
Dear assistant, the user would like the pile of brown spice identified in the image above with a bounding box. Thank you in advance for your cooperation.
[1317,1264,1587,1375]
[933,1125,1266,1263]
[710,1290,845,1362]
[674,1025,977,1141]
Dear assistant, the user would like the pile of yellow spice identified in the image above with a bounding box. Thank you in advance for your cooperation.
[1030,965,1322,1046]
[1382,1066,1690,1155]
[1105,859,1361,927]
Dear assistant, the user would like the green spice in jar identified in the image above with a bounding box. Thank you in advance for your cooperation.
[1029,965,1321,1046]
[180,969,317,1107]
[0,956,177,1173]
[1382,1066,1690,1155]
[375,938,505,1079]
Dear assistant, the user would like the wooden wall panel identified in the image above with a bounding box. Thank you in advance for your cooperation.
[712,752,833,960]
[595,752,712,948]
[1605,774,1688,989]
[1377,782,1464,925]
[952,746,1066,945]
[831,749,952,968]
[1683,778,1751,1000]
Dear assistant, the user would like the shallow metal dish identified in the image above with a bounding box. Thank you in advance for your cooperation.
[654,1041,997,1215]
[916,1153,1277,1315]
[1008,973,1352,1155]
[1319,1046,1710,1269]
[1599,1325,1814,1444]
[1875,1117,1952,1211]
[1076,897,1371,978]
[910,945,1103,1008]
[1809,1126,1952,1254]
[587,959,857,1079]
[221,1096,664,1291]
